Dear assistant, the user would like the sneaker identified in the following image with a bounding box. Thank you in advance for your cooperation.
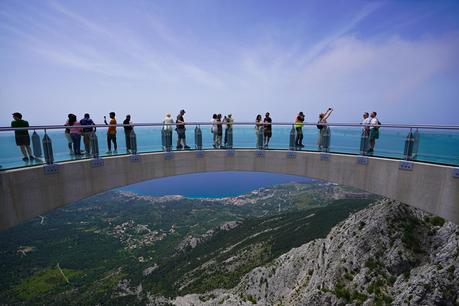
[22,157,29,161]
[176,145,183,150]
[184,145,191,149]
[113,150,118,154]
[106,150,112,154]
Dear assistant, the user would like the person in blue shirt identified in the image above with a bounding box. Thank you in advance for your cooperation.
[80,113,95,155]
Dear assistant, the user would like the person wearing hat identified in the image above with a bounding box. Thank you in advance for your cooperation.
[176,109,190,149]
[224,114,233,148]
[11,112,34,161]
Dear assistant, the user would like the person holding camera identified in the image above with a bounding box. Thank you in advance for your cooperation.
[295,111,305,148]
[104,112,117,153]
[317,107,333,151]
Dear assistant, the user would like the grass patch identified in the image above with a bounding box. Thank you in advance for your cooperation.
[14,267,82,301]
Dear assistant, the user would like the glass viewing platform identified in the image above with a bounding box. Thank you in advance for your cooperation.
[0,122,458,170]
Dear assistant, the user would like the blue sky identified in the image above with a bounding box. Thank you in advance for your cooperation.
[1,0,459,125]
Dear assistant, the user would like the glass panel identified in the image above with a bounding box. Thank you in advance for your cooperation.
[415,129,459,165]
[1,124,459,171]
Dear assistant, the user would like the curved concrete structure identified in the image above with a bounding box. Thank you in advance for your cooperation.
[0,150,458,230]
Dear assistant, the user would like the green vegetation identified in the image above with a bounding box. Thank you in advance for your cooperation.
[12,267,82,301]
[0,182,378,304]
[401,217,423,254]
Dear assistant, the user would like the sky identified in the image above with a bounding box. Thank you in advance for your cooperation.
[1,0,459,125]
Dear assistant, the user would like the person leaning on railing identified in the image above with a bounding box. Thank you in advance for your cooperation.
[68,114,83,156]
[80,113,95,156]
[11,112,35,162]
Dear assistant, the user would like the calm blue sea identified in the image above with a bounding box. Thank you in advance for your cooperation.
[0,126,458,170]
[120,171,314,198]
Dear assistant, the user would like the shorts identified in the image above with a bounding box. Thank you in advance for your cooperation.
[369,128,379,140]
[177,129,186,139]
[264,130,272,138]
[15,134,30,146]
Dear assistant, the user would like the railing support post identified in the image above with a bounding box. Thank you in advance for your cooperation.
[90,131,99,158]
[289,125,295,151]
[130,130,137,154]
[404,128,415,160]
[256,127,264,150]
[42,130,54,164]
[32,130,42,158]
[195,125,202,150]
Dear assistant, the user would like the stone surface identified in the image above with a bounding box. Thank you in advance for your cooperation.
[173,200,459,306]
[1,150,458,230]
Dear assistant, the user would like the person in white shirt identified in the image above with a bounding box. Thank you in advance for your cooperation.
[368,111,380,153]
[163,113,174,131]
[360,112,371,154]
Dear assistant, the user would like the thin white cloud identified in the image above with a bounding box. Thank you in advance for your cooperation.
[299,2,384,65]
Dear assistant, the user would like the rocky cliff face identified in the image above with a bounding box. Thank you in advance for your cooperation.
[173,200,459,306]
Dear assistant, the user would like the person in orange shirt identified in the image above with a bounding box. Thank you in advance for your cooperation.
[104,112,117,153]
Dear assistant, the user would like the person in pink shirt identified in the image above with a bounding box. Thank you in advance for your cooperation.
[68,113,83,155]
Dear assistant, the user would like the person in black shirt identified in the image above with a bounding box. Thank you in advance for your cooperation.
[216,114,223,148]
[176,109,190,149]
[11,112,34,161]
[123,114,133,153]
[263,112,272,148]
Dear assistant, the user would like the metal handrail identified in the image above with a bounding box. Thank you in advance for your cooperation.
[1,122,459,132]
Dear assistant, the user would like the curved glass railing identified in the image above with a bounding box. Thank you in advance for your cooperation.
[0,122,458,170]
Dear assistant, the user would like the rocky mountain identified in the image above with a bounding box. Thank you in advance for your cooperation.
[173,200,459,306]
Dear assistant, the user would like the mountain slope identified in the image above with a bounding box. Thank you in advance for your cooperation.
[175,200,459,306]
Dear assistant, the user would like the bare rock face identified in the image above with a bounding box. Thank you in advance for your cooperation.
[174,200,459,305]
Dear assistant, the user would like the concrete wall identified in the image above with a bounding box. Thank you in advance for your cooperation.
[0,150,458,230]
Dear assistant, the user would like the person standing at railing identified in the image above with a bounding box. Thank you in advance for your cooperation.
[255,114,263,148]
[368,111,380,154]
[123,114,133,153]
[80,113,95,156]
[224,114,233,148]
[295,112,305,148]
[360,112,371,154]
[176,109,190,149]
[104,112,117,153]
[163,113,174,130]
[211,114,218,148]
[317,108,333,151]
[263,112,272,148]
[216,114,223,149]
[68,114,82,155]
[64,114,74,154]
[11,112,35,162]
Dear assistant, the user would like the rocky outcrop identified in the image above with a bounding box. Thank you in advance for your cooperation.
[174,200,459,305]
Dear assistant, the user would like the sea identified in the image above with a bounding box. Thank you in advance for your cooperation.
[120,171,314,198]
